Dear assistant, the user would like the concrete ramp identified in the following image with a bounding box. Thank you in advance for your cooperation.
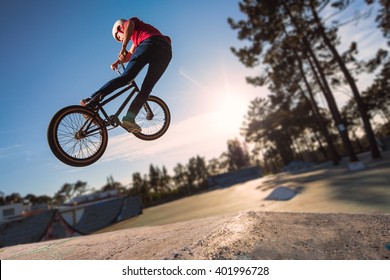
[1,211,389,260]
[0,196,143,247]
[74,198,124,234]
[208,166,262,189]
[41,210,82,241]
[0,211,53,247]
[116,196,143,222]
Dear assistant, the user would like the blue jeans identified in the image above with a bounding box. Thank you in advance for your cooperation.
[93,36,172,116]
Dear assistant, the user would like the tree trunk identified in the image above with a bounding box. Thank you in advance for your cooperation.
[282,22,340,165]
[305,48,358,161]
[294,52,341,165]
[308,0,381,159]
[281,1,358,162]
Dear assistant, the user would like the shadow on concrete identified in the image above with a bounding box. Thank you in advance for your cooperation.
[259,151,390,209]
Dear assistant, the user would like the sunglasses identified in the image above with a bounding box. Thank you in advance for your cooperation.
[115,26,124,41]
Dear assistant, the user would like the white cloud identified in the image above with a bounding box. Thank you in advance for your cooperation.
[0,144,25,158]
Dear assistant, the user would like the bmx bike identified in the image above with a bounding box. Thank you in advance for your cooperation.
[47,66,170,167]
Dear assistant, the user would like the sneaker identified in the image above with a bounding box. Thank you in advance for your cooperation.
[122,116,141,133]
[80,97,99,122]
[80,97,92,106]
[80,94,101,108]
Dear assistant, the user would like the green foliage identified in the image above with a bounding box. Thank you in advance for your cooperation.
[52,180,89,205]
[224,139,251,171]
[101,175,126,193]
[229,0,388,165]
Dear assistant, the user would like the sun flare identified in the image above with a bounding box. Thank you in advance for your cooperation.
[213,92,249,135]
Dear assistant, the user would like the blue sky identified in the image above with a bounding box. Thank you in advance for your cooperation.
[0,0,265,197]
[0,0,386,197]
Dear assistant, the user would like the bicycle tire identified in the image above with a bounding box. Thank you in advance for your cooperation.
[133,95,171,141]
[47,105,108,167]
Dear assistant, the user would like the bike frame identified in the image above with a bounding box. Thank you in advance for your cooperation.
[90,80,154,130]
[92,63,154,129]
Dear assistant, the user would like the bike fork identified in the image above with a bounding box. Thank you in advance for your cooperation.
[143,102,154,120]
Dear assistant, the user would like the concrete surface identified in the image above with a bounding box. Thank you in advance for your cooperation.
[1,151,389,260]
[0,211,389,260]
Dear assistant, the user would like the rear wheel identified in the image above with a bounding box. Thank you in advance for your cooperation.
[133,95,170,141]
[47,105,108,167]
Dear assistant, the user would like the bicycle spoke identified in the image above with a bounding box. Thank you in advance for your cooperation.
[132,97,169,140]
[136,100,167,136]
[56,111,104,160]
[48,105,108,167]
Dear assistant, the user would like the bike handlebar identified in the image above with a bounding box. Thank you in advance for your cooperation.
[112,62,126,76]
[112,49,128,75]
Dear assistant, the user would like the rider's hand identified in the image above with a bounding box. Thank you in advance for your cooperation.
[118,49,128,62]
[111,61,120,71]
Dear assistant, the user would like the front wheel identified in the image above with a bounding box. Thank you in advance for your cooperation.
[47,105,108,167]
[133,95,171,141]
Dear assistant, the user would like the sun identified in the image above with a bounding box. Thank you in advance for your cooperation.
[213,91,249,135]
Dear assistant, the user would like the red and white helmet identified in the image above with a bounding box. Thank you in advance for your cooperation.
[112,19,126,42]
